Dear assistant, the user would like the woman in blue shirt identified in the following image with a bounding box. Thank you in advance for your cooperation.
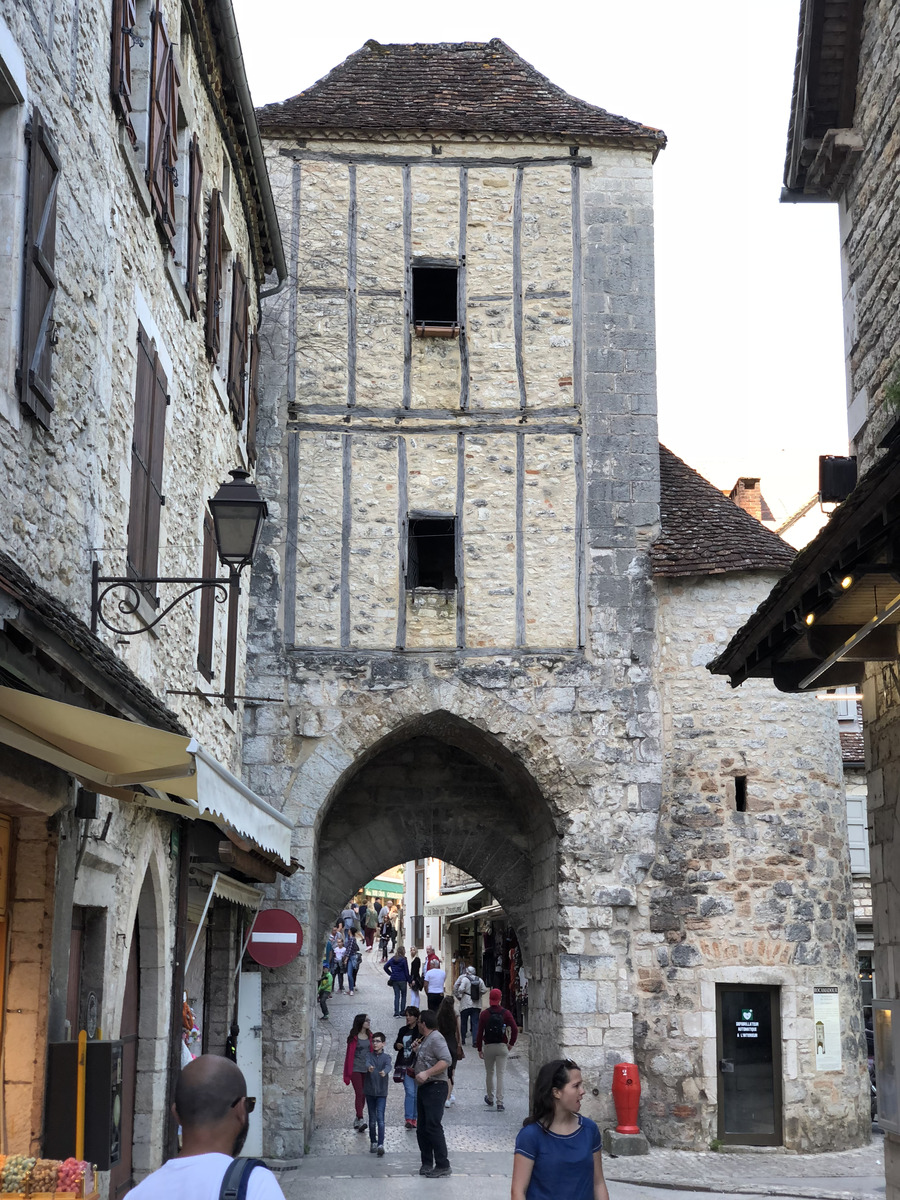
[511,1059,609,1200]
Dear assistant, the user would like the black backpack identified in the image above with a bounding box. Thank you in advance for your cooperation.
[468,979,482,1004]
[218,1158,267,1200]
[483,1010,507,1044]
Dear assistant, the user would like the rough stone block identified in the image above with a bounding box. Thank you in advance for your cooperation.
[602,1129,649,1156]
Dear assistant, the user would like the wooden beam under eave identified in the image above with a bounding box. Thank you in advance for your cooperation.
[218,840,276,883]
[808,624,899,659]
[772,659,866,692]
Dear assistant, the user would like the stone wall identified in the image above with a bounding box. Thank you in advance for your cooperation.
[649,572,869,1150]
[839,0,900,459]
[248,129,662,1156]
[0,0,263,766]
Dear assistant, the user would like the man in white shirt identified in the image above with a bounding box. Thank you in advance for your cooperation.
[424,961,447,1011]
[129,1055,284,1200]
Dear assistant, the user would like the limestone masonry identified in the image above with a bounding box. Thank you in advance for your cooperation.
[244,41,867,1157]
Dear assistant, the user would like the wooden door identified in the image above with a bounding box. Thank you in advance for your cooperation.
[109,928,139,1197]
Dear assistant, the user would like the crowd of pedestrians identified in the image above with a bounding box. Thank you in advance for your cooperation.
[316,897,606,1197]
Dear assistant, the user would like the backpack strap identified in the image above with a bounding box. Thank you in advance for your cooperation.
[219,1158,267,1200]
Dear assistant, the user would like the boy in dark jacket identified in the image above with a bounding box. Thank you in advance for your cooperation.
[364,1033,392,1155]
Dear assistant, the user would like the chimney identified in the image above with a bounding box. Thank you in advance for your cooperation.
[729,477,762,521]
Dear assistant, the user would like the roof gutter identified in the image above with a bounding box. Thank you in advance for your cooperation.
[215,0,287,288]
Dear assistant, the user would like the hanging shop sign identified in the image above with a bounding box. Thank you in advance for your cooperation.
[247,908,304,967]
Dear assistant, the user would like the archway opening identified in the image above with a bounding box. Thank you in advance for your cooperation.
[308,713,560,1150]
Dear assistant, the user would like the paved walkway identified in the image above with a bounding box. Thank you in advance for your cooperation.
[277,950,887,1200]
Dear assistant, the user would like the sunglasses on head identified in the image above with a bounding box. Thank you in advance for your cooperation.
[230,1096,257,1113]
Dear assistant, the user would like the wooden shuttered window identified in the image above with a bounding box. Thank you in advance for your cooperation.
[204,188,224,361]
[127,323,168,589]
[247,331,260,464]
[19,109,60,429]
[226,258,249,427]
[110,0,138,147]
[146,6,179,252]
[196,511,217,680]
[186,134,203,319]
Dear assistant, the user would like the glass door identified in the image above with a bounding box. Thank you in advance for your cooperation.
[716,984,783,1146]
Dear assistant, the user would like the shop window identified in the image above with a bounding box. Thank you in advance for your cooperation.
[407,517,456,590]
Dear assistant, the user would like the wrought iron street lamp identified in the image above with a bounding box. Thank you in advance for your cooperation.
[91,470,268,707]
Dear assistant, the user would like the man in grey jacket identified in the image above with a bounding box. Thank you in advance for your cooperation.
[414,1010,452,1178]
[453,965,486,1045]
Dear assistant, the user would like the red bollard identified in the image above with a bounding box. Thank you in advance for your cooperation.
[611,1062,641,1134]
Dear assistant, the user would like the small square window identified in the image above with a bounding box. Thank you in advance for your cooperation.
[407,517,456,590]
[412,266,458,337]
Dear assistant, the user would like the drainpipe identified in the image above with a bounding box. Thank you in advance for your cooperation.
[214,0,287,295]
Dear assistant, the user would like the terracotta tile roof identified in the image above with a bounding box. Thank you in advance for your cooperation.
[840,728,865,764]
[257,39,666,148]
[0,550,186,734]
[653,445,797,578]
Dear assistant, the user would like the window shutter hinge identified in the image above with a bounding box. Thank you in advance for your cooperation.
[160,495,166,506]
[166,394,171,406]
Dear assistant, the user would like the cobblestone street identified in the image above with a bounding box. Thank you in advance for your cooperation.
[275,953,886,1199]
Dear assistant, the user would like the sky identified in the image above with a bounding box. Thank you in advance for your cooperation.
[232,0,850,527]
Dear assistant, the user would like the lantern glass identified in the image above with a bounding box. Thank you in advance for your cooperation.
[208,470,268,572]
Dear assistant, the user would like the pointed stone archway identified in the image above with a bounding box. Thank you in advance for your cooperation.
[260,710,562,1158]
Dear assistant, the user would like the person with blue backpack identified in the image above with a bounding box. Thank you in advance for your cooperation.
[128,1054,283,1200]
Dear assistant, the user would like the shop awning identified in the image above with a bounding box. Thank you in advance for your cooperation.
[424,887,484,917]
[364,879,404,897]
[0,686,293,864]
[448,902,504,927]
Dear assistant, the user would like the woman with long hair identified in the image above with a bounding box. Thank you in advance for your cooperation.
[436,995,462,1108]
[342,1012,373,1131]
[394,1004,421,1129]
[409,947,424,1006]
[511,1059,608,1200]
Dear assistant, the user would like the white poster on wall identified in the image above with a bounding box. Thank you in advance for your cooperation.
[813,986,842,1071]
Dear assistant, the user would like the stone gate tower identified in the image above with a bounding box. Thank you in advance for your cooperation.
[243,39,867,1156]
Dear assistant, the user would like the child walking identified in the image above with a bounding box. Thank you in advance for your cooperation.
[317,963,333,1019]
[364,1032,392,1156]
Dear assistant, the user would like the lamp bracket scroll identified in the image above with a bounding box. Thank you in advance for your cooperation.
[91,569,230,637]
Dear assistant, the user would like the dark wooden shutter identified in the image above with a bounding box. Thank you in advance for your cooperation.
[127,324,167,588]
[186,133,203,319]
[407,525,419,589]
[204,189,224,361]
[146,7,179,251]
[226,258,249,426]
[247,331,260,464]
[110,0,138,147]
[19,109,60,429]
[196,512,217,680]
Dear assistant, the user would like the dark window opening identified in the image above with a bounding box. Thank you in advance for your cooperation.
[412,267,458,327]
[407,517,456,590]
[735,775,747,812]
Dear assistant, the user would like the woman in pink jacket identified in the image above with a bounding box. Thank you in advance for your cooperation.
[343,1012,373,1130]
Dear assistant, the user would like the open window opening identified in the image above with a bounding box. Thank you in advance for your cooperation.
[734,774,747,812]
[412,266,459,338]
[407,517,456,590]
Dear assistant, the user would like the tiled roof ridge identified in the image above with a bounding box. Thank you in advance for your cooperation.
[0,549,186,735]
[257,39,666,145]
[653,444,797,578]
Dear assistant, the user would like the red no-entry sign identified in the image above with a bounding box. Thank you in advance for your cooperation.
[247,909,304,967]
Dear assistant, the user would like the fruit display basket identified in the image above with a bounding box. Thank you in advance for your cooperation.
[0,1156,96,1199]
